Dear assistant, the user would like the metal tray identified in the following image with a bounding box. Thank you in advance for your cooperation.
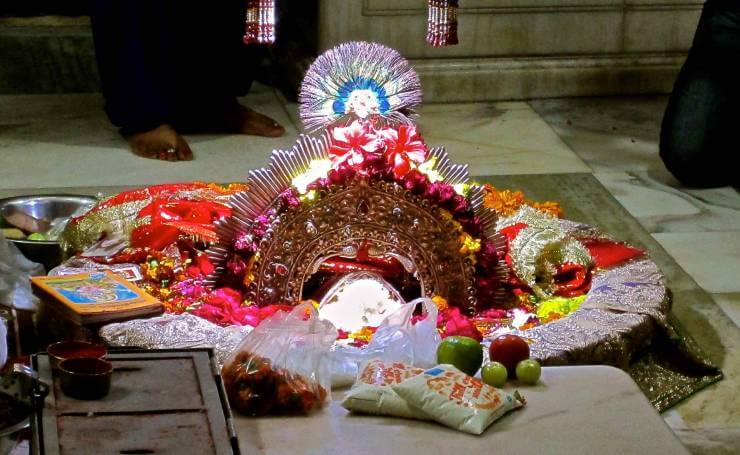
[31,348,240,455]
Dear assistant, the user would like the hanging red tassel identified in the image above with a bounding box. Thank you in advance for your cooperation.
[427,0,459,47]
[243,0,276,45]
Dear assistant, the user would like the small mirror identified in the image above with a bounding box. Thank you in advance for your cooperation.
[317,272,407,332]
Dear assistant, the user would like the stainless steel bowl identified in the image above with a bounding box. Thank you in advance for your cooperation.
[0,194,97,271]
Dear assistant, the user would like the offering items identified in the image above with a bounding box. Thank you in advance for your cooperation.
[436,336,483,376]
[222,351,328,416]
[392,364,525,435]
[480,362,508,388]
[344,360,525,434]
[515,359,542,385]
[488,334,531,378]
[341,360,430,420]
[221,303,336,416]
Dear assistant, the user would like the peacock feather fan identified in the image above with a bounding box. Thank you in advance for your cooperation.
[299,41,423,131]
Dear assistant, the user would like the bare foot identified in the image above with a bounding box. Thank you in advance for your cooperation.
[235,104,285,137]
[126,124,193,161]
[227,104,286,138]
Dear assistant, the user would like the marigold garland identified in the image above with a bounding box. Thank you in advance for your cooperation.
[483,184,562,218]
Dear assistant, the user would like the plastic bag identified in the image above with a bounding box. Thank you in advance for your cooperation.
[392,364,525,435]
[329,297,441,387]
[221,303,337,416]
[341,359,430,420]
[0,231,44,311]
[0,316,6,369]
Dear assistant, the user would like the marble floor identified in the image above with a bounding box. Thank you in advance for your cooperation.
[0,89,738,453]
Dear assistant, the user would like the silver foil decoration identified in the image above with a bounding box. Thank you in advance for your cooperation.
[298,42,423,131]
[519,257,667,367]
[99,313,253,368]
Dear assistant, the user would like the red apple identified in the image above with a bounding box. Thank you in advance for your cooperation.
[489,334,530,377]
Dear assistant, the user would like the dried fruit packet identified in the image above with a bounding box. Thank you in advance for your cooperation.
[341,359,430,420]
[392,364,525,435]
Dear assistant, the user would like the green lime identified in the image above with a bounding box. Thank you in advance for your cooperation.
[515,359,542,384]
[481,362,508,387]
[436,336,483,376]
[26,232,48,241]
[2,228,25,240]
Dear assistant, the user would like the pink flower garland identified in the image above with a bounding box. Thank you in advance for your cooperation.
[329,120,383,170]
[328,121,427,179]
[378,124,427,178]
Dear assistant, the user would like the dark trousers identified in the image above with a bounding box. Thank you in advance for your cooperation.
[90,0,259,133]
[660,0,740,187]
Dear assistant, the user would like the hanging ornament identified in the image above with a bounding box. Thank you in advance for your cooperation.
[243,0,276,45]
[299,41,423,131]
[427,0,459,47]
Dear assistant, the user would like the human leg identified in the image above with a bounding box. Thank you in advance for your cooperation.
[90,0,193,160]
[659,0,740,187]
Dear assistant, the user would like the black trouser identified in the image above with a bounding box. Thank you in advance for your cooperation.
[660,0,740,188]
[90,0,259,134]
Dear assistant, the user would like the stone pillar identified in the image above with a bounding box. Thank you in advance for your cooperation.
[318,0,702,101]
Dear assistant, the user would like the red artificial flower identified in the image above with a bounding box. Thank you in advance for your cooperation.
[187,252,215,278]
[378,125,427,178]
[191,287,294,328]
[582,239,644,268]
[329,120,383,169]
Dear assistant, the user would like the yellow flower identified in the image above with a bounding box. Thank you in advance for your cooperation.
[535,295,586,321]
[299,189,318,202]
[291,159,332,194]
[432,295,449,311]
[242,254,258,287]
[349,326,376,343]
[418,158,444,183]
[459,234,481,255]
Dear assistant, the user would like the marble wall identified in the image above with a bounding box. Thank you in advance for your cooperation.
[318,0,703,101]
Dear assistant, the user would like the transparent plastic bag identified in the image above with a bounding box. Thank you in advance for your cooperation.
[221,303,337,416]
[0,231,44,311]
[329,297,441,387]
[0,316,7,369]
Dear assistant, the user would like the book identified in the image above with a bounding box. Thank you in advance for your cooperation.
[31,270,162,325]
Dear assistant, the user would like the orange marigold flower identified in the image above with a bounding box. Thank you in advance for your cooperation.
[518,321,539,331]
[542,311,564,324]
[483,184,563,218]
[531,201,563,218]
